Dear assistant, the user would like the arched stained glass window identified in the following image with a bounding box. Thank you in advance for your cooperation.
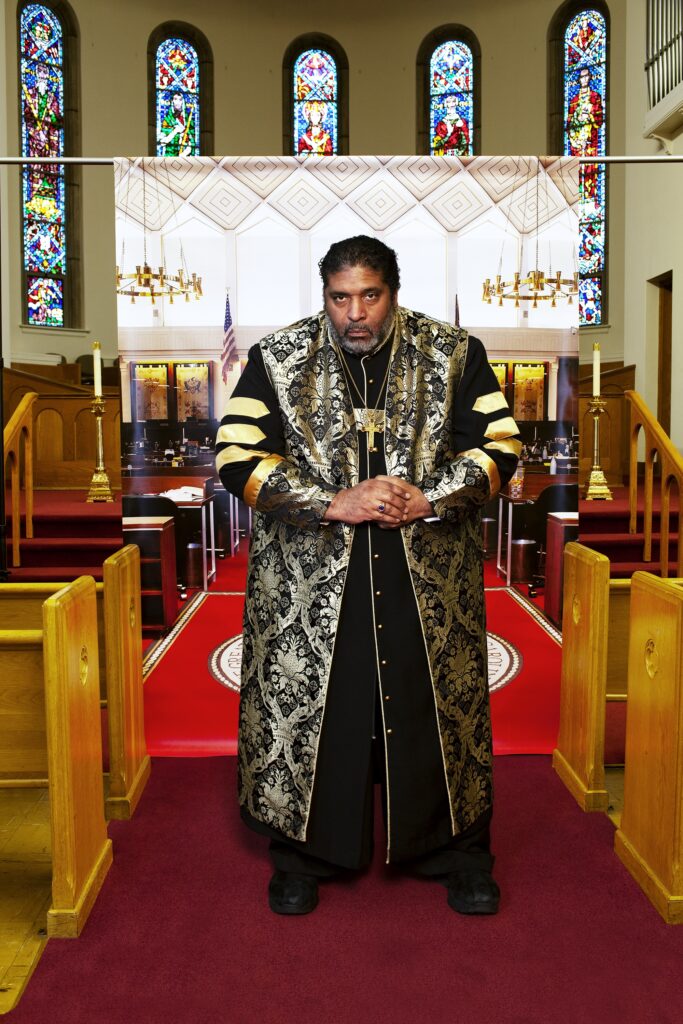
[429,40,474,156]
[155,36,200,156]
[293,48,338,156]
[20,3,66,326]
[563,9,607,325]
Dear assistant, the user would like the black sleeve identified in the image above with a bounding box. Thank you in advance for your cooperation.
[421,335,521,518]
[215,344,339,529]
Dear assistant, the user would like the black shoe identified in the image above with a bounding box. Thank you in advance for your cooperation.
[268,871,319,916]
[446,869,500,915]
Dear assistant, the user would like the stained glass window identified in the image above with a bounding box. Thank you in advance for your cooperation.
[563,9,607,325]
[429,40,474,157]
[293,49,338,156]
[20,3,65,327]
[156,37,200,157]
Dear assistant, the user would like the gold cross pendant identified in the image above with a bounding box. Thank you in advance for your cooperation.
[354,408,385,453]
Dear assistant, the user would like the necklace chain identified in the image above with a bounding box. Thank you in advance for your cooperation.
[332,321,395,413]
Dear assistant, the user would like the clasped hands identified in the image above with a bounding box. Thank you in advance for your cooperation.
[324,475,433,528]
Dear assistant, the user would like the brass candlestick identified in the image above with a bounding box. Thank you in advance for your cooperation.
[584,396,613,501]
[86,395,114,503]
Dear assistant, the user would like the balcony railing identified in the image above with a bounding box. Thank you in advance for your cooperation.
[646,0,683,108]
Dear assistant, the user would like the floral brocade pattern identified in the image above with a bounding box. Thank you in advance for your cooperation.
[240,309,494,843]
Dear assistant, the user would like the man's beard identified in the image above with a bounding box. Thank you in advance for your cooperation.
[326,308,396,356]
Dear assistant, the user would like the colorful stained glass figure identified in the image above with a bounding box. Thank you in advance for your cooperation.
[20,5,66,326]
[564,9,607,326]
[27,275,63,326]
[429,40,474,157]
[156,37,200,156]
[293,49,338,155]
[579,277,601,325]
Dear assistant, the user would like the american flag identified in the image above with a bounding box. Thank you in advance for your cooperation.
[221,292,238,383]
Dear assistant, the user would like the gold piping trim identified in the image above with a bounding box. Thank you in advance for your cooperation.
[215,446,271,472]
[458,448,502,498]
[484,416,519,442]
[473,391,507,414]
[224,397,269,419]
[484,437,523,457]
[243,454,286,507]
[216,423,267,446]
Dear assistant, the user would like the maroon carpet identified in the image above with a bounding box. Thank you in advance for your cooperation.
[8,757,683,1024]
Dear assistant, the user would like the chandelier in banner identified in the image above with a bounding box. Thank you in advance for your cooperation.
[115,157,202,304]
[482,157,578,309]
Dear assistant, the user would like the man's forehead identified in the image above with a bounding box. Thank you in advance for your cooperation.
[324,265,388,292]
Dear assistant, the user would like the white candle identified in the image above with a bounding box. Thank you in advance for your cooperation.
[93,341,103,397]
[592,341,600,397]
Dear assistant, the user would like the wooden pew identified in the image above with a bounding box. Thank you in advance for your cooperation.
[615,572,683,924]
[0,545,150,819]
[0,576,113,937]
[552,542,633,811]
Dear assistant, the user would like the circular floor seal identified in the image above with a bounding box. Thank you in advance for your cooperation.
[210,632,521,696]
[208,635,243,693]
[487,632,522,692]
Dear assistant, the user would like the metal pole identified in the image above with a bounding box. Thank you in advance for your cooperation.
[1,155,683,166]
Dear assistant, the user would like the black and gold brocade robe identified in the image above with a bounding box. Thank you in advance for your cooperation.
[216,307,520,864]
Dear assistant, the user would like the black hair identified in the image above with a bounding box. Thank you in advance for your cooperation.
[318,235,400,295]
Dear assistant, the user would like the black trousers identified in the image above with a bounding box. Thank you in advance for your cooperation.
[269,728,493,880]
[269,804,493,879]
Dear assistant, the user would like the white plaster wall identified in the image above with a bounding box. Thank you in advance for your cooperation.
[621,0,683,449]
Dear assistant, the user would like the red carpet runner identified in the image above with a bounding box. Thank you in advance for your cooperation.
[9,756,683,1024]
[142,581,561,756]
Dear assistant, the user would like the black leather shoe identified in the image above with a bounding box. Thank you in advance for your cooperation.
[268,871,319,915]
[447,869,500,915]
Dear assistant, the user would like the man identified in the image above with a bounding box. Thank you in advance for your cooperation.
[158,90,196,156]
[566,66,603,158]
[216,236,520,916]
[297,101,334,156]
[433,94,470,156]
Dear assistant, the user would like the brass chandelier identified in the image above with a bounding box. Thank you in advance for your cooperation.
[482,268,579,308]
[482,157,578,309]
[116,158,202,305]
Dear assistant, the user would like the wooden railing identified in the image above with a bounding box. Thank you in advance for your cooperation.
[626,389,683,577]
[3,391,37,567]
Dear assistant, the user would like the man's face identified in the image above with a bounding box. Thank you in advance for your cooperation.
[324,265,397,355]
[580,69,590,88]
[173,93,183,111]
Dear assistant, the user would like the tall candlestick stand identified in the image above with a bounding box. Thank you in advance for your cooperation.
[86,395,114,503]
[584,396,613,500]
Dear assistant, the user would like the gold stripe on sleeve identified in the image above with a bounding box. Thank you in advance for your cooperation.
[484,438,523,457]
[458,448,501,498]
[216,423,267,446]
[484,416,520,442]
[473,391,508,414]
[224,397,270,419]
[243,454,286,507]
[215,445,272,472]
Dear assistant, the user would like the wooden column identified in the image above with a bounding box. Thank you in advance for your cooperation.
[103,545,151,819]
[552,542,611,810]
[615,572,683,924]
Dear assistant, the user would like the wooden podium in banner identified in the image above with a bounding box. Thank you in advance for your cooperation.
[615,572,683,924]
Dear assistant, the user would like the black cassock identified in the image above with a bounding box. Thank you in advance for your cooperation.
[218,331,510,870]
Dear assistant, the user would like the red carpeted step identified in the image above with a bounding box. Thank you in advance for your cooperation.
[28,512,123,539]
[604,559,680,579]
[16,536,122,568]
[7,565,105,583]
[579,530,679,563]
